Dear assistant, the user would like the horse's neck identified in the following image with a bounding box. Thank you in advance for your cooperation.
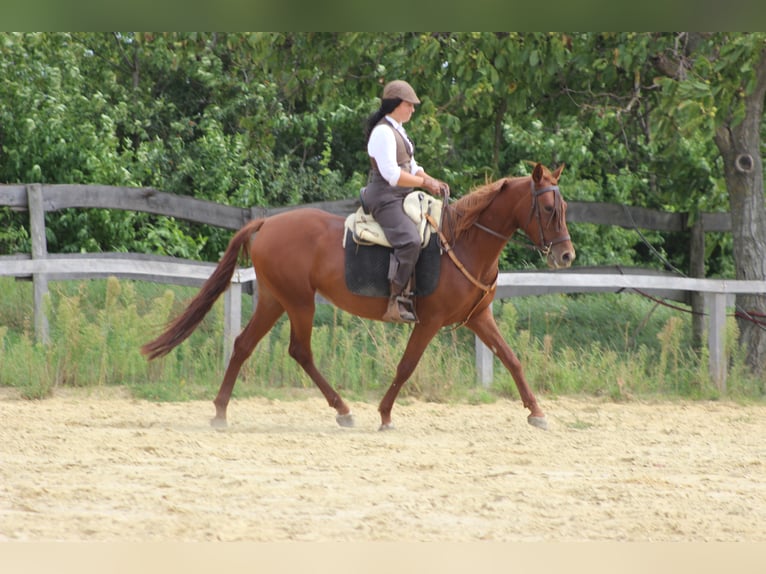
[448,206,514,281]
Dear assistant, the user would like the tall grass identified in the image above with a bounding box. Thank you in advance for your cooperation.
[239,307,482,403]
[491,294,762,402]
[0,277,762,402]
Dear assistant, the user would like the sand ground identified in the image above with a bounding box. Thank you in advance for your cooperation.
[1,387,764,542]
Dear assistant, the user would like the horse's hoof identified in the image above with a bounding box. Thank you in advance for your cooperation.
[210,416,228,429]
[378,422,395,431]
[336,412,355,428]
[527,415,548,430]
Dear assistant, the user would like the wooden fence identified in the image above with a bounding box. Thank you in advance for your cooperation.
[1,182,763,391]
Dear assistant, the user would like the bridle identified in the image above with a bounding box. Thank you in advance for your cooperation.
[473,179,571,258]
[425,177,570,328]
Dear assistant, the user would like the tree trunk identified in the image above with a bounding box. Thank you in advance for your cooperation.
[492,98,508,175]
[713,47,766,379]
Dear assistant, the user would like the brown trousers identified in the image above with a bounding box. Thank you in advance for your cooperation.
[363,184,420,288]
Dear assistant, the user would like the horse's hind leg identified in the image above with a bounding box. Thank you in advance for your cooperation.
[211,292,284,427]
[285,303,354,427]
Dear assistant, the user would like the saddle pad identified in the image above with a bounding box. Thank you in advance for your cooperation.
[344,230,441,298]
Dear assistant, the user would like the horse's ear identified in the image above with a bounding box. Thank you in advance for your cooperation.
[532,163,543,183]
[552,163,565,180]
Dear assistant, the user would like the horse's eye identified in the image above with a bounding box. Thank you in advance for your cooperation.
[543,205,554,213]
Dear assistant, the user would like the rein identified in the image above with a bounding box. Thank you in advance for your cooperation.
[425,212,497,329]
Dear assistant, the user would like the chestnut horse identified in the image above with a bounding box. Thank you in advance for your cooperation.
[141,163,575,430]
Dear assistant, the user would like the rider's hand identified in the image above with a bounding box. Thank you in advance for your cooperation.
[422,175,445,196]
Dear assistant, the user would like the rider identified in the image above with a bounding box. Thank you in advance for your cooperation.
[363,79,448,323]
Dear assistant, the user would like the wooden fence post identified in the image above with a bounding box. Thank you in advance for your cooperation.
[27,184,49,344]
[475,302,493,387]
[706,292,728,392]
[223,282,242,369]
[476,336,493,387]
[689,218,706,350]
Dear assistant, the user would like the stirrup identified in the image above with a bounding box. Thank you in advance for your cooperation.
[383,294,418,323]
[396,294,419,323]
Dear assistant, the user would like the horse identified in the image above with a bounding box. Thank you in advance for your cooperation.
[141,162,575,430]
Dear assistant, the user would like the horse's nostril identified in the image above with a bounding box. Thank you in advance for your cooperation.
[560,251,575,266]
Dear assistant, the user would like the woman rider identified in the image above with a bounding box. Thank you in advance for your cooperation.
[363,80,448,323]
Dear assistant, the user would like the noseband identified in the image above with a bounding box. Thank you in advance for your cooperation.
[472,180,571,257]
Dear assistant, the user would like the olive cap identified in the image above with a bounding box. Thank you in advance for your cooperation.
[382,80,421,104]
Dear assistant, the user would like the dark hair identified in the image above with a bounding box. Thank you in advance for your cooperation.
[364,98,402,142]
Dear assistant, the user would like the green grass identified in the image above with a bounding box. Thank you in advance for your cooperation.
[0,276,763,404]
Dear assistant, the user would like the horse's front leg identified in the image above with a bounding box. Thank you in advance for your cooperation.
[466,306,547,430]
[378,325,439,430]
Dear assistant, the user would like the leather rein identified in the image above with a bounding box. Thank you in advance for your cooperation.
[425,211,496,328]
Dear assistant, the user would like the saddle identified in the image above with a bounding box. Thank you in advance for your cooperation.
[343,190,443,248]
[342,190,444,299]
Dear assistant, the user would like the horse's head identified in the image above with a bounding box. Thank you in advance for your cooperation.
[520,163,575,269]
[450,163,576,269]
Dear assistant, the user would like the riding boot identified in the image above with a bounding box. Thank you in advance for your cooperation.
[382,281,417,324]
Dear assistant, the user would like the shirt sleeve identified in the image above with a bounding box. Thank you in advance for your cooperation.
[367,125,402,187]
[409,156,422,176]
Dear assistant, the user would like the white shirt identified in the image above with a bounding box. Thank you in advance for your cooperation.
[367,116,422,186]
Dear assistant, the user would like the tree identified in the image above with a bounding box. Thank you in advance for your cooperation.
[534,32,766,376]
[650,33,766,377]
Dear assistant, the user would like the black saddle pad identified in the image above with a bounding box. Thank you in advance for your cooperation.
[344,231,441,297]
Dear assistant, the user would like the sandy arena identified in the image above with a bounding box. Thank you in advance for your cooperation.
[1,387,764,542]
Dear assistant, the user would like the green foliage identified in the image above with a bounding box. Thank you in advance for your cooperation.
[0,208,30,254]
[3,31,766,377]
[0,32,762,275]
[0,330,54,400]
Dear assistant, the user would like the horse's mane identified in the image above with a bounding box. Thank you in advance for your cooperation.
[448,176,527,241]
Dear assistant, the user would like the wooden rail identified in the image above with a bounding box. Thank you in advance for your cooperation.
[0,182,756,392]
[0,255,255,367]
[2,254,758,391]
[480,272,766,392]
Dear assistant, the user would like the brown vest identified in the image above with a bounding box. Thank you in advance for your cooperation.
[367,118,413,193]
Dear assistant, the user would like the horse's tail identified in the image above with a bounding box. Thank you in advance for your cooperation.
[141,218,267,360]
